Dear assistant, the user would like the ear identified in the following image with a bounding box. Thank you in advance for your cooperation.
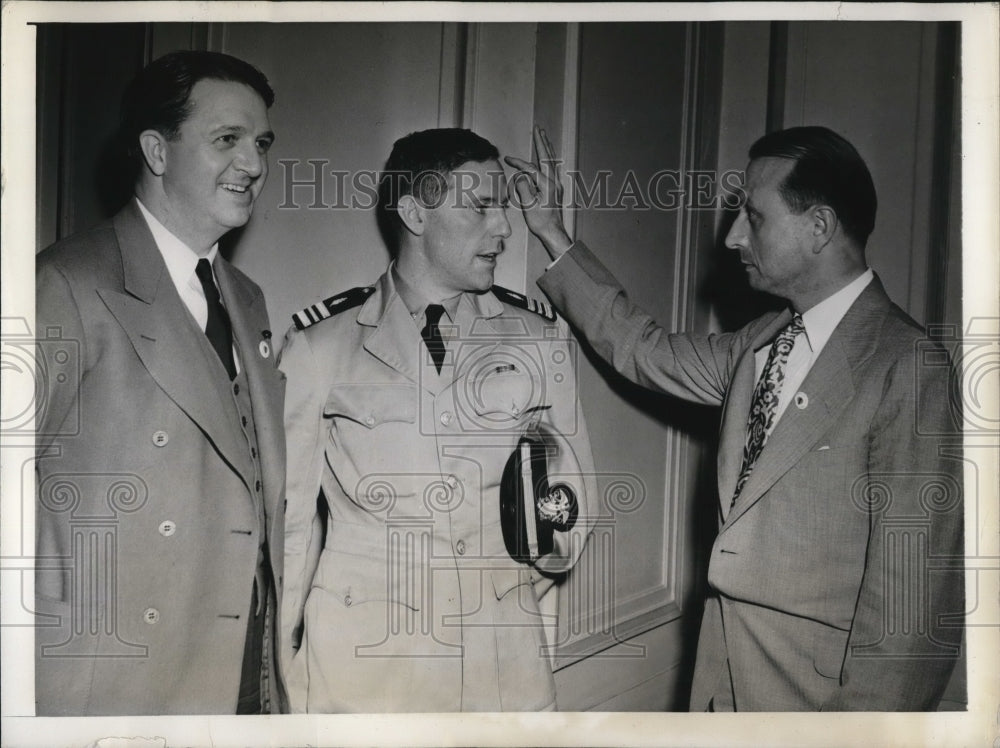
[138,130,169,177]
[810,205,838,252]
[396,194,426,237]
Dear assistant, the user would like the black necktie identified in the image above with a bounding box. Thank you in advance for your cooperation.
[195,258,237,380]
[420,304,447,373]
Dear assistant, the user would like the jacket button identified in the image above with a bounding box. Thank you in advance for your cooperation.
[143,607,160,624]
[365,415,376,426]
[158,520,176,537]
[256,480,262,492]
[151,430,169,447]
[242,416,248,427]
[440,411,453,426]
[344,594,352,607]
[233,383,240,395]
[455,539,466,556]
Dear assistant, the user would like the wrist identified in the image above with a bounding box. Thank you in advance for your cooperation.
[539,228,572,260]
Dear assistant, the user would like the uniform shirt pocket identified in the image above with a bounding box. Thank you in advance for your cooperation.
[322,384,420,506]
[324,383,416,427]
[465,362,550,426]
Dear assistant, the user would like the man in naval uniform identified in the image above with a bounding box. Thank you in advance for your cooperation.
[280,128,596,712]
[35,51,287,715]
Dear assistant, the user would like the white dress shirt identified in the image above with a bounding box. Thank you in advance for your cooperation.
[756,269,874,431]
[136,198,240,372]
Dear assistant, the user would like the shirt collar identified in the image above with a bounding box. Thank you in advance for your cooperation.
[799,268,874,354]
[390,264,461,322]
[136,198,219,289]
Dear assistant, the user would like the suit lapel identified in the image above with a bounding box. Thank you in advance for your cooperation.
[97,201,254,493]
[721,278,891,527]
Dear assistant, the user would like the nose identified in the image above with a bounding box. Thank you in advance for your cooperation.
[236,141,266,179]
[493,207,513,239]
[725,210,748,251]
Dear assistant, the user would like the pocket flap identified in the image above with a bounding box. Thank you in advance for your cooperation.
[324,383,416,427]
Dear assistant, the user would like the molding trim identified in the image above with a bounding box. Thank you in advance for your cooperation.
[553,22,724,670]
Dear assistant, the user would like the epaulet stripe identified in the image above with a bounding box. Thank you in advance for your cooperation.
[491,285,556,322]
[292,286,375,330]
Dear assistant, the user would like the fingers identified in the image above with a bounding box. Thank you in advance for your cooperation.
[504,155,536,173]
[506,167,537,206]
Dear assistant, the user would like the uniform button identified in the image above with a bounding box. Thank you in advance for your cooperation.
[251,447,257,459]
[256,480,262,492]
[455,539,466,556]
[440,411,453,426]
[143,607,160,624]
[795,392,809,409]
[344,594,352,607]
[233,383,240,395]
[158,520,176,537]
[445,475,458,488]
[242,416,248,427]
[365,415,376,427]
[151,430,169,447]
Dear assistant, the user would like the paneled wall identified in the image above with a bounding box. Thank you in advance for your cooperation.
[35,19,961,711]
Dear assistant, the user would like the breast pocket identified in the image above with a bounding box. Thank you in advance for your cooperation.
[323,384,421,506]
[458,354,550,432]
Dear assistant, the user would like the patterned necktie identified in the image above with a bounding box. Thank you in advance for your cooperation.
[195,258,237,380]
[731,314,805,509]
[420,304,447,373]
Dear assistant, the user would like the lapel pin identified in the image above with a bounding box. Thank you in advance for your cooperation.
[794,392,808,409]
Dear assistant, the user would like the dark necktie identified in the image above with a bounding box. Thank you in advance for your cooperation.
[731,314,805,509]
[420,304,447,373]
[195,258,237,380]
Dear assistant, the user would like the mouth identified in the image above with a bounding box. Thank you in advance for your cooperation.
[220,183,252,198]
[477,242,504,266]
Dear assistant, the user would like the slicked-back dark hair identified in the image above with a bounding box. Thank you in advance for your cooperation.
[749,126,877,247]
[377,128,500,255]
[120,50,274,171]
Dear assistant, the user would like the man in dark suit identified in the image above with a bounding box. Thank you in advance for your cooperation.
[35,51,287,715]
[506,125,964,710]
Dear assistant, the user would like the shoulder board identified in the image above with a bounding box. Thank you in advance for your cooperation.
[491,285,556,322]
[292,286,375,331]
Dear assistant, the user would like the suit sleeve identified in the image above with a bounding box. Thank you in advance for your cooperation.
[826,338,964,710]
[537,241,746,407]
[35,260,88,602]
[276,328,327,671]
[35,261,86,460]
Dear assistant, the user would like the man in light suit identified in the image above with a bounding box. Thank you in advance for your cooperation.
[506,125,964,710]
[35,51,287,715]
[280,128,596,711]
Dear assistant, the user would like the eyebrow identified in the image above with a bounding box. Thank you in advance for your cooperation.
[470,194,510,209]
[210,124,276,143]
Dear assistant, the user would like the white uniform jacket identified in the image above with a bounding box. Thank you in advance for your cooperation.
[279,268,596,712]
